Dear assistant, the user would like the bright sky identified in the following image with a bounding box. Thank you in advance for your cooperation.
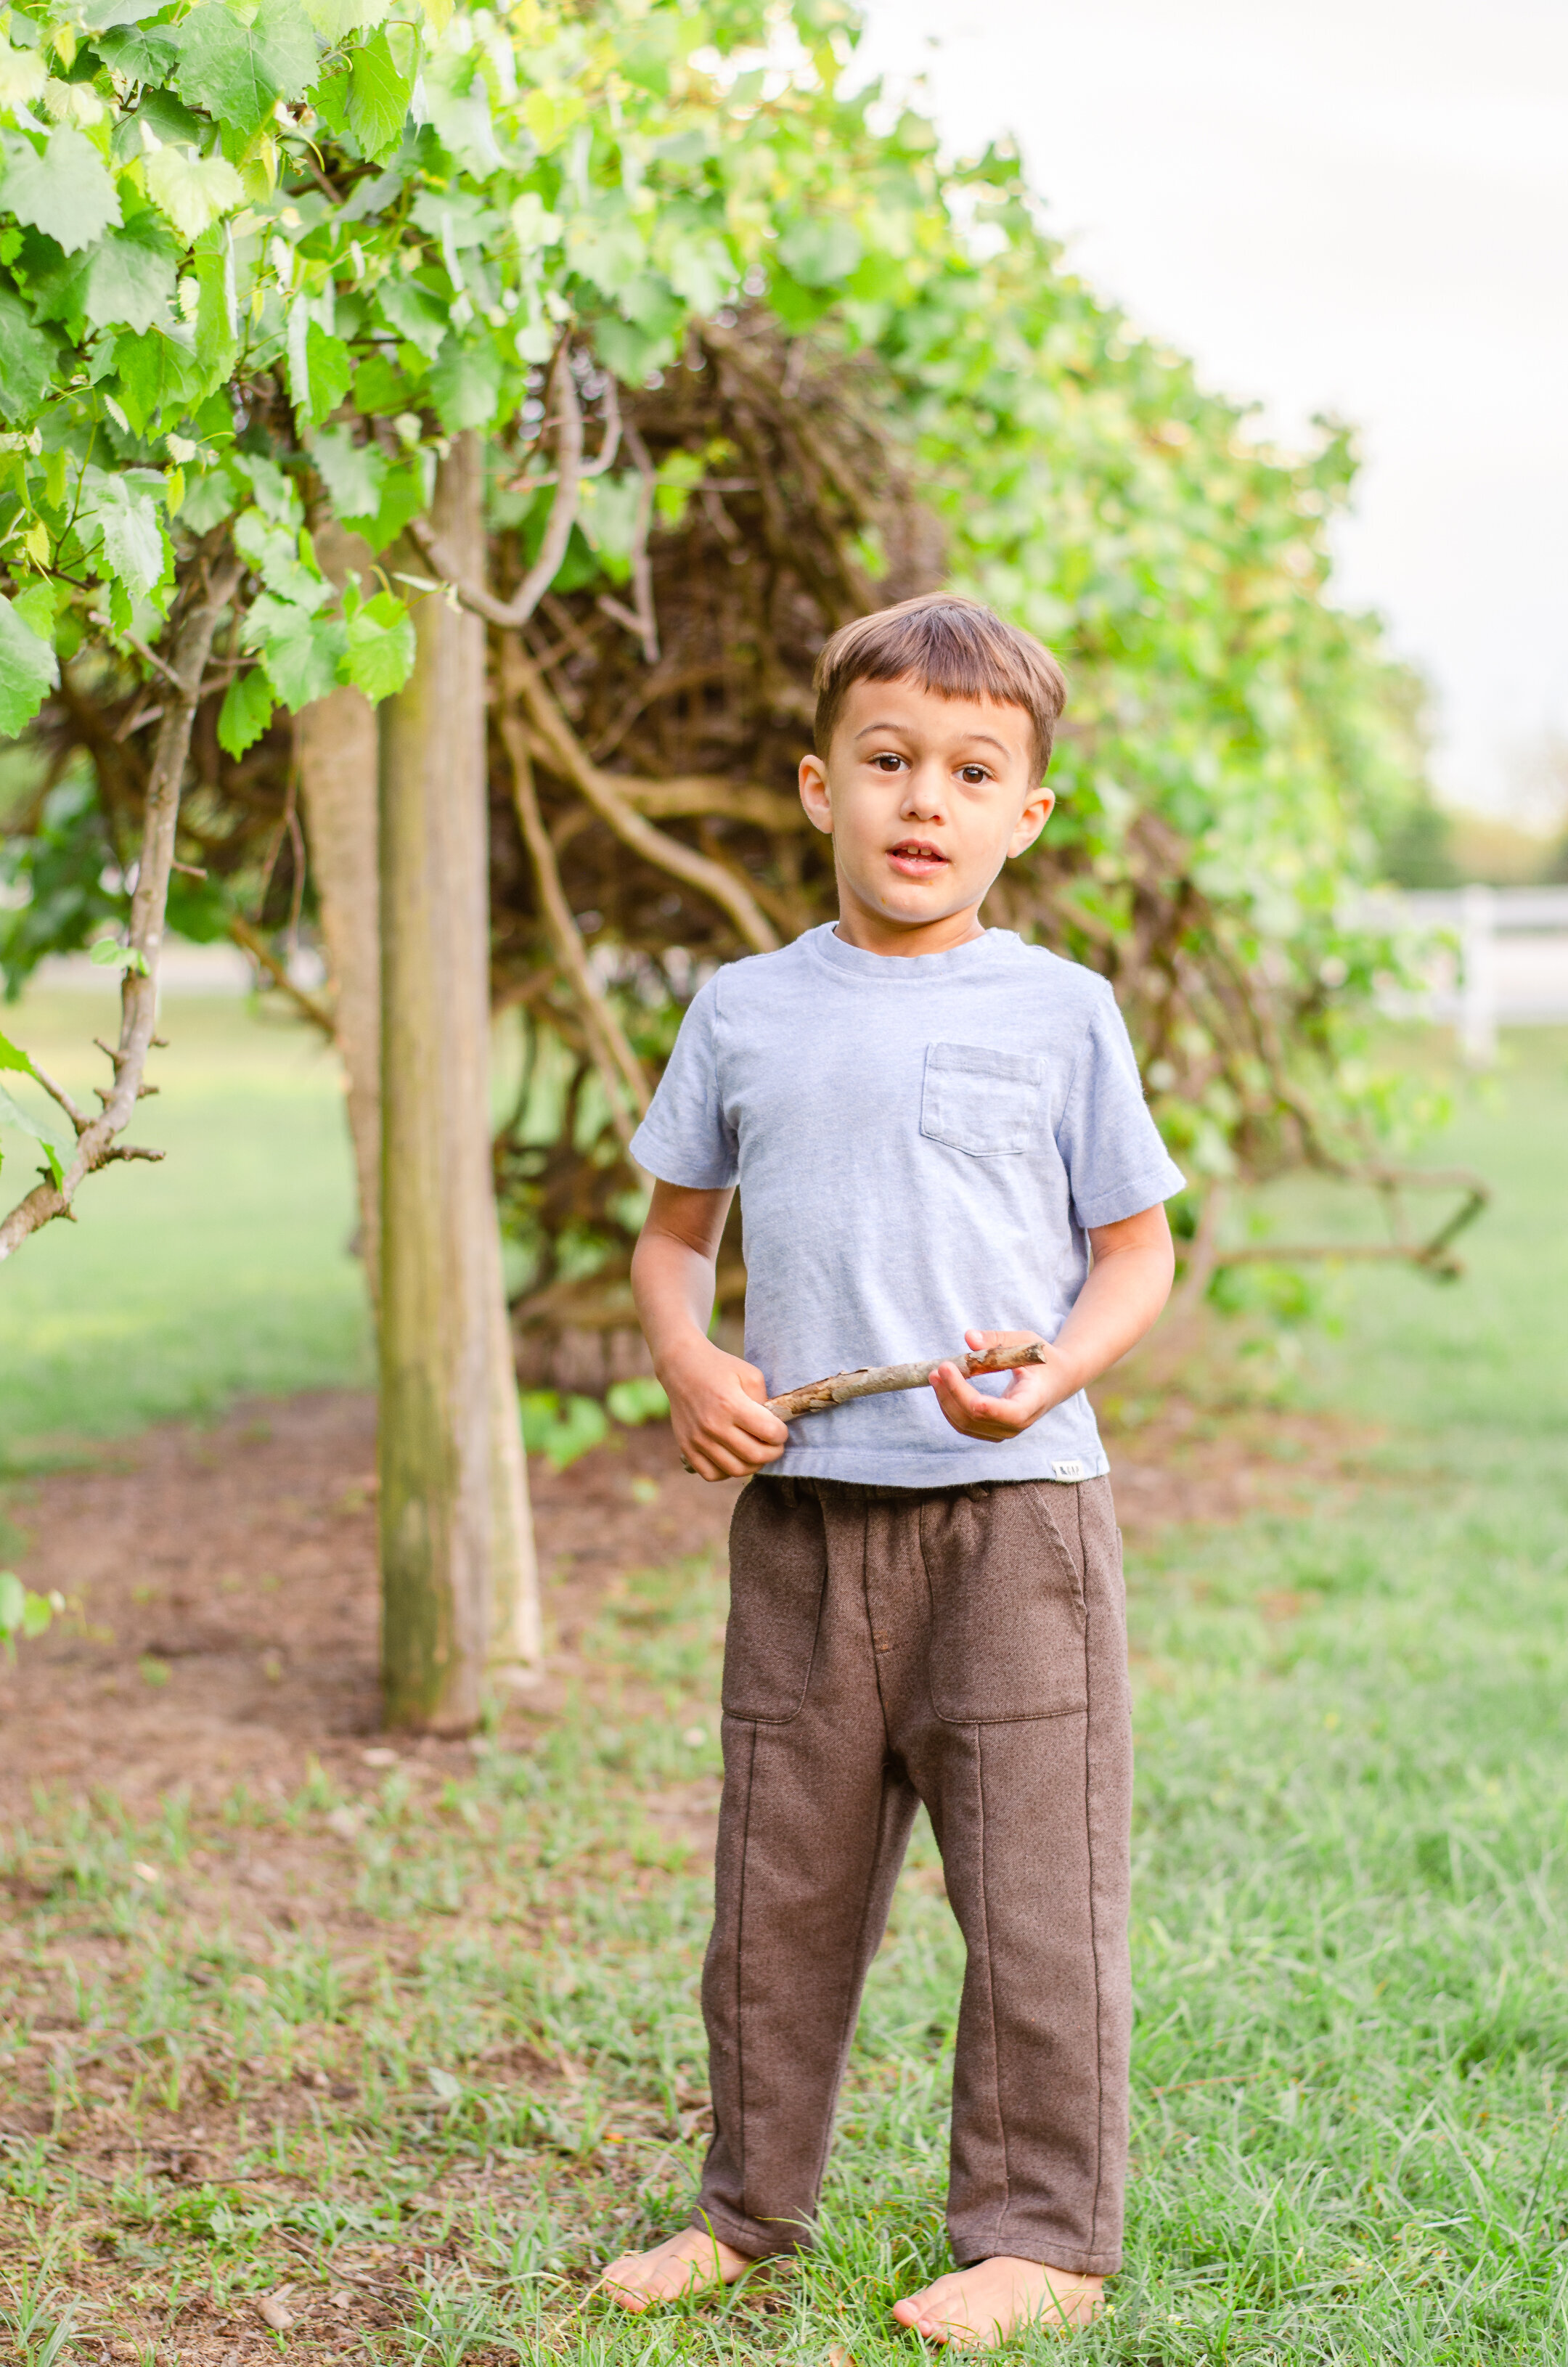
[853,0,1568,822]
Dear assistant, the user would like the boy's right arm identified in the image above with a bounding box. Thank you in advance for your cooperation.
[632,1180,790,1482]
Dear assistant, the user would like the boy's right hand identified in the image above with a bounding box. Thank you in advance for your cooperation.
[661,1335,790,1481]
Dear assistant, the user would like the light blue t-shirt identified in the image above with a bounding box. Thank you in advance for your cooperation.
[629,924,1185,1486]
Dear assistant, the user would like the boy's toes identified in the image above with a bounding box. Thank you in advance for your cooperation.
[892,2259,1104,2347]
[599,2228,754,2312]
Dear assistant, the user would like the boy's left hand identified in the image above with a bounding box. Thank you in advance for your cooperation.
[931,1328,1069,1442]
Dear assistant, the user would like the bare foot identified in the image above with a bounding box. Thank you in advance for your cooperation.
[598,2226,755,2312]
[892,2256,1103,2347]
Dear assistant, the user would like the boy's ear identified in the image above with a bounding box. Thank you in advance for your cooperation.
[799,751,834,836]
[1008,785,1055,859]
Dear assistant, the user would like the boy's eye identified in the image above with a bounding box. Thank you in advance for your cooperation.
[871,752,907,772]
[958,765,991,784]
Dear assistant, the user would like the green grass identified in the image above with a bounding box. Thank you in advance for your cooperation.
[0,989,371,1455]
[4,1031,1568,2360]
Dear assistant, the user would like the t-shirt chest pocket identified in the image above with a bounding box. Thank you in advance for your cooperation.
[920,1041,1045,1158]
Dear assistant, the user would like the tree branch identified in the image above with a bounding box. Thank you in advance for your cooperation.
[0,549,243,1264]
[410,343,584,630]
[23,1061,89,1135]
[226,912,336,1037]
[497,647,650,1147]
[769,1343,1048,1423]
[1209,1167,1490,1283]
[504,639,779,953]
[622,422,660,664]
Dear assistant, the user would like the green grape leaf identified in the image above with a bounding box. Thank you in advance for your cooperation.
[113,319,206,435]
[0,44,48,113]
[565,212,645,301]
[310,60,349,137]
[427,335,500,433]
[0,1029,38,1077]
[144,145,244,243]
[234,505,328,610]
[374,276,447,359]
[346,24,417,163]
[0,128,122,257]
[81,0,173,30]
[86,475,168,595]
[243,593,346,708]
[95,22,182,84]
[775,213,862,288]
[173,0,318,135]
[178,465,240,534]
[291,319,351,427]
[341,589,413,699]
[32,216,179,337]
[310,422,386,521]
[301,0,390,36]
[192,240,240,377]
[216,663,274,756]
[666,235,732,316]
[408,187,499,249]
[0,594,60,737]
[233,450,298,526]
[0,284,59,422]
[133,88,207,147]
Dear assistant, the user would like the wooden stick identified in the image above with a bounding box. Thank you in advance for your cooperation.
[767,1341,1047,1423]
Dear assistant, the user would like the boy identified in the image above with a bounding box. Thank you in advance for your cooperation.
[604,593,1183,2347]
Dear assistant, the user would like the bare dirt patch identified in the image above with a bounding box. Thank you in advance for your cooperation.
[0,1384,1380,1816]
[0,1396,739,1817]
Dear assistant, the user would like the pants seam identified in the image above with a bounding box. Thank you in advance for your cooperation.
[732,1718,759,2232]
[1079,1484,1107,2259]
[809,1495,899,2199]
[976,1720,1011,2258]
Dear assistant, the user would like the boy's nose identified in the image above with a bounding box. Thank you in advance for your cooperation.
[902,769,947,819]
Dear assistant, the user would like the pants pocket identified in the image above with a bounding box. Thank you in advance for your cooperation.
[921,1483,1088,1723]
[721,1479,828,1724]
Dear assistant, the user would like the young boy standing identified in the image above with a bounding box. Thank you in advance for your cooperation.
[604,594,1184,2347]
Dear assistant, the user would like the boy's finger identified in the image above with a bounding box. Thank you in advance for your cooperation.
[733,1396,791,1445]
[931,1365,1030,1436]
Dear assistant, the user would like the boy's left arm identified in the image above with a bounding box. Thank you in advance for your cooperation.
[931,1203,1175,1442]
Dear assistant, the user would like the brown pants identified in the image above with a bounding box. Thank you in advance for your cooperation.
[693,1473,1131,2276]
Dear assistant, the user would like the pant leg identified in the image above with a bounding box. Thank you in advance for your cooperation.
[695,1479,920,2259]
[883,1476,1132,2277]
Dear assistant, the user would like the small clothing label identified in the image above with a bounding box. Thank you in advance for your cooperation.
[1052,1460,1087,1481]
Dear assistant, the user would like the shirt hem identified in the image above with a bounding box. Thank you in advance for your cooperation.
[1073,1159,1188,1228]
[762,1447,1112,1486]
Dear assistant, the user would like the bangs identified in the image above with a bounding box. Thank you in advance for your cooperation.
[813,595,1067,779]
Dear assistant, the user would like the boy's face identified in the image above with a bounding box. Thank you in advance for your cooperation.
[798,675,1054,952]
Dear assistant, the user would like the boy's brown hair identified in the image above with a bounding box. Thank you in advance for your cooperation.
[812,593,1068,782]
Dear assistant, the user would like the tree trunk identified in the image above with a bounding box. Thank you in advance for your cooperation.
[295,527,381,1296]
[377,436,539,1730]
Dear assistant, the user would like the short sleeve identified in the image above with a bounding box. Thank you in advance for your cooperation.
[1055,985,1186,1229]
[628,976,739,1189]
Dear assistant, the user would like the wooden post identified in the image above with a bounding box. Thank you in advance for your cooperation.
[377,435,537,1730]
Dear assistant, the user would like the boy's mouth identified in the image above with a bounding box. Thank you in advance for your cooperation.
[887,839,950,880]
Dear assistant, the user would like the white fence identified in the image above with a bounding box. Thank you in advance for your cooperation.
[1359,884,1568,1064]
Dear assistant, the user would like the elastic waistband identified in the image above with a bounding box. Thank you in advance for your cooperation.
[759,1474,1010,1508]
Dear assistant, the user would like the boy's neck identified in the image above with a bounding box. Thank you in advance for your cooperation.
[832,899,989,960]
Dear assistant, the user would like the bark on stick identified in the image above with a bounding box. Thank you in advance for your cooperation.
[767,1342,1048,1423]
